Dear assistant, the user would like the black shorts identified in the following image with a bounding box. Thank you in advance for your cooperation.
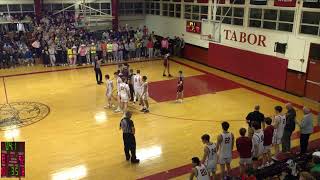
[177,85,183,92]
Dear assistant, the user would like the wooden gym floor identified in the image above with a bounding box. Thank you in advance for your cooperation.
[0,58,319,180]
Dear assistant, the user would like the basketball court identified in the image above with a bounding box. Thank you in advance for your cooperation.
[1,0,320,179]
[0,57,319,180]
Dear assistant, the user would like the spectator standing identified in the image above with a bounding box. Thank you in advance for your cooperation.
[119,111,140,164]
[282,103,296,153]
[297,107,313,154]
[129,39,136,60]
[101,40,107,62]
[179,38,185,57]
[90,43,96,63]
[147,38,154,59]
[107,40,113,62]
[78,44,87,65]
[154,38,161,57]
[71,45,77,66]
[112,40,119,61]
[236,128,252,176]
[124,40,130,60]
[42,46,50,67]
[135,39,142,60]
[118,41,124,61]
[48,45,56,66]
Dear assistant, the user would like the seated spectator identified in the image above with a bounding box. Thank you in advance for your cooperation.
[310,151,320,178]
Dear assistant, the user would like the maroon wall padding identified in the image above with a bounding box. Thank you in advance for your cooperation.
[183,44,208,65]
[208,43,288,90]
[285,70,306,96]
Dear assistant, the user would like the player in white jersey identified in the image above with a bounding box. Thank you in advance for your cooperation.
[114,72,123,113]
[119,77,130,113]
[104,74,113,109]
[189,157,210,180]
[272,106,286,155]
[133,70,142,104]
[217,121,234,179]
[201,134,217,179]
[140,76,149,113]
[251,121,264,169]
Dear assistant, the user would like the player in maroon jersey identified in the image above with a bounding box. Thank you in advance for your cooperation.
[176,71,184,103]
[163,53,172,77]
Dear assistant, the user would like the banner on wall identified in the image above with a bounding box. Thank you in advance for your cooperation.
[303,0,320,8]
[230,0,245,4]
[250,0,267,5]
[186,21,202,34]
[274,0,297,7]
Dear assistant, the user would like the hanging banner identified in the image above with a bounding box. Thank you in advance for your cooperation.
[230,0,245,4]
[303,0,320,8]
[274,0,297,7]
[250,0,267,5]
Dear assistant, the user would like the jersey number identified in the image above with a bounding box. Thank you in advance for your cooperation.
[200,169,207,176]
[225,137,230,144]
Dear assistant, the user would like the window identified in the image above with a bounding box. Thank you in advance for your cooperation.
[21,4,34,12]
[8,4,21,12]
[185,4,208,20]
[249,8,295,32]
[163,3,181,18]
[52,4,63,11]
[0,5,8,12]
[146,1,160,15]
[215,6,244,26]
[300,11,320,36]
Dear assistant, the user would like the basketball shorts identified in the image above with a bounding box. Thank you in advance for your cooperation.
[205,160,217,173]
[134,87,141,97]
[177,85,183,93]
[106,90,112,98]
[273,135,283,145]
[263,145,272,154]
[120,95,129,103]
[239,158,252,165]
[218,157,232,165]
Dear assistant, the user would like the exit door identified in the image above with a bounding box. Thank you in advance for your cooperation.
[305,43,320,102]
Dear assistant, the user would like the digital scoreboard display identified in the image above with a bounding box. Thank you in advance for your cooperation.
[1,142,25,178]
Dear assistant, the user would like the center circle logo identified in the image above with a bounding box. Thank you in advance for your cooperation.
[0,102,50,130]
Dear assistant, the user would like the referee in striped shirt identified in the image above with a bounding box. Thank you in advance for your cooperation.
[120,111,140,164]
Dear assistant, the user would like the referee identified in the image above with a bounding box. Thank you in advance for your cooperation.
[120,111,140,164]
[93,56,103,85]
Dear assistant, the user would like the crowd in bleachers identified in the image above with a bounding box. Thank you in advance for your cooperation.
[0,12,185,69]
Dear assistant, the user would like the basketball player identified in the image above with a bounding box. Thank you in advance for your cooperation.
[236,128,252,176]
[104,74,113,109]
[140,76,149,113]
[133,70,142,104]
[163,53,172,77]
[263,117,274,166]
[251,121,264,169]
[189,157,210,180]
[119,77,130,113]
[201,134,217,179]
[176,71,184,103]
[114,72,123,113]
[217,121,234,179]
[272,106,286,156]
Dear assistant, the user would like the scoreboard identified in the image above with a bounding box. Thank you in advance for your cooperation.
[186,21,201,34]
[1,142,25,178]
